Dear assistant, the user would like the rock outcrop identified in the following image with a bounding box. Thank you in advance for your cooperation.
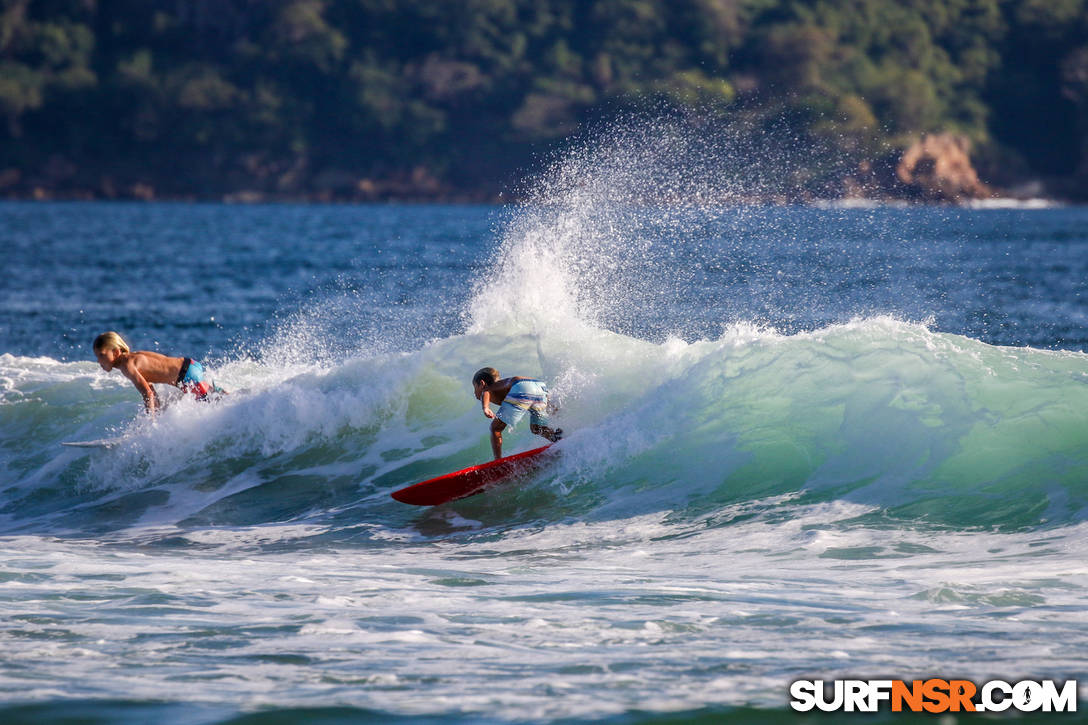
[896,133,992,201]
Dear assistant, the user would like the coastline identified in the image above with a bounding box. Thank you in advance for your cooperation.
[5,131,1082,207]
[3,186,1072,207]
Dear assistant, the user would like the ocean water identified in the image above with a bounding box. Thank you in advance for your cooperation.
[2,133,1088,723]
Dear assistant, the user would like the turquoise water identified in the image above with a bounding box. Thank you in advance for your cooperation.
[2,132,1088,722]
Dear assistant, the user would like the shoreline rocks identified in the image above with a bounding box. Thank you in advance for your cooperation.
[894,133,992,202]
[1,133,1074,205]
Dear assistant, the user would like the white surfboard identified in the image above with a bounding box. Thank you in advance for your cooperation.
[61,437,125,449]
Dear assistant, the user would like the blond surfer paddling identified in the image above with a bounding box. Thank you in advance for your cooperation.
[92,331,226,414]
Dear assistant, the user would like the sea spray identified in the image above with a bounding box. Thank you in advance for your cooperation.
[469,116,749,337]
[469,114,935,346]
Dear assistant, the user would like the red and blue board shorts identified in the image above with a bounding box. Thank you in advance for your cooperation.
[176,358,220,400]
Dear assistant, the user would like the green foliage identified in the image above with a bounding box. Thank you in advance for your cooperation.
[1,0,1085,195]
[0,60,43,120]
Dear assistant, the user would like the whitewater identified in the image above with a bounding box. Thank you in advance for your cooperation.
[2,124,1088,723]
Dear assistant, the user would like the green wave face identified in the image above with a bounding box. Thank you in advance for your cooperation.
[3,316,1086,534]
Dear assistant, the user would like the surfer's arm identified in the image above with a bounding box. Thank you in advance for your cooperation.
[480,390,495,419]
[119,362,158,414]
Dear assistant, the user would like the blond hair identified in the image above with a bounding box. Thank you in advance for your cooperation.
[93,331,130,354]
[472,367,499,386]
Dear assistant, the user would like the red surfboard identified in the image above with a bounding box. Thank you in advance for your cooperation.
[391,445,556,505]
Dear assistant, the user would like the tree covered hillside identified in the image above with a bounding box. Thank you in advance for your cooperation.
[2,0,1086,201]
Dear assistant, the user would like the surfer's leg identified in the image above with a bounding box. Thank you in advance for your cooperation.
[489,418,506,459]
[528,399,560,441]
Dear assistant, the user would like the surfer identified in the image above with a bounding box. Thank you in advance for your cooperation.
[472,367,562,459]
[92,331,226,414]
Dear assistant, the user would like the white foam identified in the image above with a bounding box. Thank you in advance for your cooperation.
[3,512,1086,718]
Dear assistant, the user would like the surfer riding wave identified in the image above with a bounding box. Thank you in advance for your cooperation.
[472,367,562,459]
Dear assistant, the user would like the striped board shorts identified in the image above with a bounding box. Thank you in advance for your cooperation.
[496,379,550,429]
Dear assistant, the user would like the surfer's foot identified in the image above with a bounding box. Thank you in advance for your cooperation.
[534,425,563,442]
